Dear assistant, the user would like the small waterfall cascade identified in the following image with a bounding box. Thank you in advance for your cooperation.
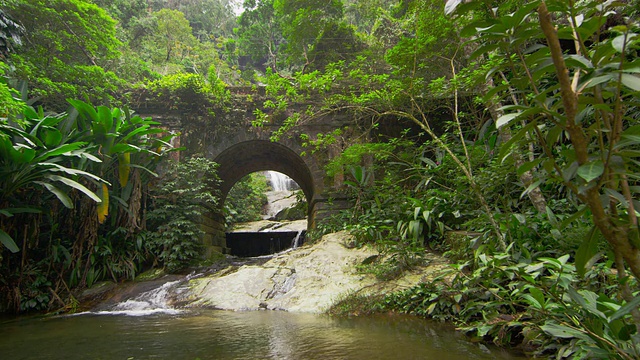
[263,171,299,219]
[88,278,196,316]
[291,230,303,249]
[266,171,296,191]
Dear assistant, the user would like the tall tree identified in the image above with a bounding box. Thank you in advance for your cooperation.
[343,0,396,36]
[273,0,344,71]
[128,8,199,73]
[4,0,123,109]
[236,0,283,72]
[154,9,198,62]
[91,0,148,29]
[145,0,239,38]
[175,0,238,39]
[0,8,24,60]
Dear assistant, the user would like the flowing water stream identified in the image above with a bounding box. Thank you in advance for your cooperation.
[0,309,525,360]
[0,267,527,360]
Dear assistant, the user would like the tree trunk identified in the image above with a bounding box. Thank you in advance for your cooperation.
[538,1,640,280]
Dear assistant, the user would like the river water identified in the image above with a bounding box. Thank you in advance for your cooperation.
[0,245,528,360]
[0,309,525,360]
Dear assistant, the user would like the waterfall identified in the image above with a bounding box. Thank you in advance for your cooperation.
[291,230,303,249]
[86,280,185,316]
[266,171,295,191]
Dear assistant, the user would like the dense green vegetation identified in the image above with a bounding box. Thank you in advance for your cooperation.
[225,172,269,224]
[1,0,640,358]
[146,157,222,272]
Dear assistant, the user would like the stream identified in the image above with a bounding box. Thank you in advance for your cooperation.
[0,265,527,360]
[0,309,524,360]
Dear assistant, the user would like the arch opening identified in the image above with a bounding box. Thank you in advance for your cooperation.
[225,171,307,224]
[213,140,315,205]
[212,141,314,257]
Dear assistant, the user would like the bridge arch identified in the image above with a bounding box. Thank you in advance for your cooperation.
[213,140,315,204]
[200,139,327,254]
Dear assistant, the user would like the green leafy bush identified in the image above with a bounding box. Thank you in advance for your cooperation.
[146,157,221,272]
[0,64,25,119]
[147,73,212,110]
[224,172,269,225]
[381,251,640,358]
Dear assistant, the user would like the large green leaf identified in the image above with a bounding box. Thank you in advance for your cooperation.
[97,106,114,134]
[567,287,607,320]
[517,158,543,176]
[7,144,36,164]
[128,164,158,177]
[349,165,366,185]
[565,55,593,70]
[27,113,65,138]
[620,73,640,91]
[67,150,102,163]
[577,160,604,182]
[67,99,98,122]
[580,74,614,90]
[495,112,520,129]
[121,126,165,143]
[40,162,105,183]
[540,322,589,340]
[33,142,87,162]
[110,143,142,154]
[612,33,638,53]
[0,228,19,253]
[45,175,102,203]
[35,181,74,208]
[609,294,640,322]
[521,287,546,310]
[42,127,63,148]
[0,208,42,217]
[520,179,543,199]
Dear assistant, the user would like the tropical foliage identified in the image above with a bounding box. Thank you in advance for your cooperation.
[225,172,269,224]
[0,85,176,310]
[146,157,221,272]
[2,0,640,357]
[3,0,124,110]
[253,0,640,357]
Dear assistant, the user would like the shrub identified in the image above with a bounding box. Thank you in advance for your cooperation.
[224,172,269,225]
[146,157,221,272]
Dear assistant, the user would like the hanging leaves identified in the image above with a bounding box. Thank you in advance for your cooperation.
[97,183,109,224]
[118,152,131,188]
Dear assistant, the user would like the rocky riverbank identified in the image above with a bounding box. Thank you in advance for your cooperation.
[176,230,449,313]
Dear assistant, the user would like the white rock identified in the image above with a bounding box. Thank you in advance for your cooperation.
[184,231,379,313]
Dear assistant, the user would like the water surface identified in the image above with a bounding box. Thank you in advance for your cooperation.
[0,310,524,360]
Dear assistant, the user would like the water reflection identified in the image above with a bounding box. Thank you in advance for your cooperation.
[0,310,525,360]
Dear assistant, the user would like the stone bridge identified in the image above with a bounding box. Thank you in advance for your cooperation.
[134,88,417,253]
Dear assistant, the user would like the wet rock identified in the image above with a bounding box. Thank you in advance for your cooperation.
[181,231,452,313]
[183,231,379,313]
[273,206,306,221]
[78,281,117,305]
